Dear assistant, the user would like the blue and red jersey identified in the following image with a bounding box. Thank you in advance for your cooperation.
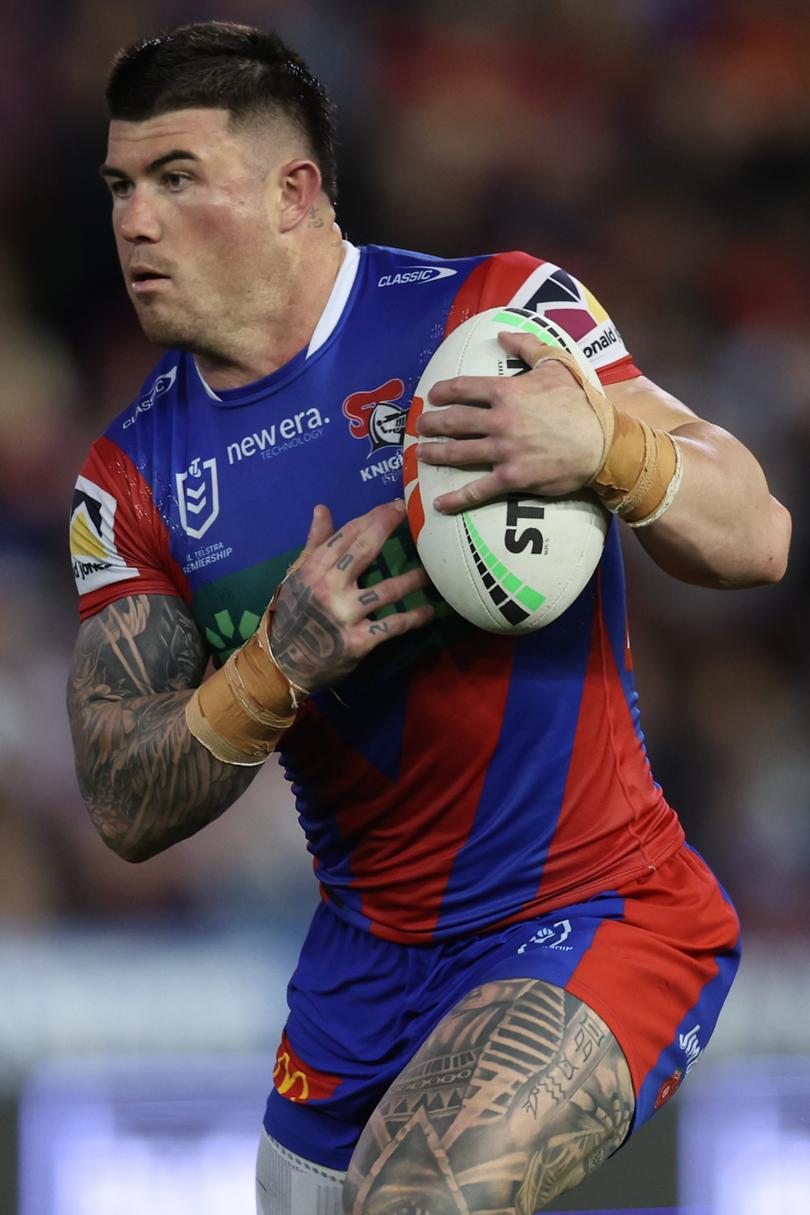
[70,242,685,943]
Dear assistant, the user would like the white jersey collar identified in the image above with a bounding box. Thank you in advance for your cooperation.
[307,239,360,356]
[194,239,360,400]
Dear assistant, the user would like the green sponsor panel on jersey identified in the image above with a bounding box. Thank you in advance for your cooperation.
[192,524,454,666]
[360,524,453,620]
[356,523,467,682]
[194,548,299,664]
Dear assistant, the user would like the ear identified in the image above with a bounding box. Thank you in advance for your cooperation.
[278,159,325,233]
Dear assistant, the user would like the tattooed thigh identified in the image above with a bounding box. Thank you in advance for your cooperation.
[343,979,634,1215]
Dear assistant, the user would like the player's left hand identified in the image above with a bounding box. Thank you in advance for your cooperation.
[415,330,605,513]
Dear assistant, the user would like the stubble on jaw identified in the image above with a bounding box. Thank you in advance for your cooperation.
[128,236,283,362]
[130,293,213,356]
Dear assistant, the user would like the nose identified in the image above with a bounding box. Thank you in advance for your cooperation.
[118,185,161,244]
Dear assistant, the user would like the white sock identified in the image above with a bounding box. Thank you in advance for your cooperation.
[256,1128,346,1215]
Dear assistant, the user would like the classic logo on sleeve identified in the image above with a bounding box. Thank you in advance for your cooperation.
[70,476,140,594]
[377,265,457,287]
[121,365,177,429]
[509,264,630,371]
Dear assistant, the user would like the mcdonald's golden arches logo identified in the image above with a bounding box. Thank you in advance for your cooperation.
[272,1032,342,1103]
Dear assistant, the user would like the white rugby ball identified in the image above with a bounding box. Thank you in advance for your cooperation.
[403,306,609,633]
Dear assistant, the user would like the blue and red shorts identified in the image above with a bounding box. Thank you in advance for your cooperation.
[264,843,740,1172]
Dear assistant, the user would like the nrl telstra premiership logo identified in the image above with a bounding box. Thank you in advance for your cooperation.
[176,455,220,539]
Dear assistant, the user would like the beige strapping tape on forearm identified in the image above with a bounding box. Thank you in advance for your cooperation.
[531,347,679,524]
[185,574,310,766]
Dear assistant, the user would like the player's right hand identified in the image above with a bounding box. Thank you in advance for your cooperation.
[268,500,434,691]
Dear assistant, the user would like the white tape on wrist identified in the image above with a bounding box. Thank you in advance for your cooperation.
[626,437,684,529]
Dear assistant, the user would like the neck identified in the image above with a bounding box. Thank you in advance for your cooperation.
[195,224,345,391]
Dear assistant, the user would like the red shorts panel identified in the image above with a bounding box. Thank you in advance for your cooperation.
[565,844,741,1123]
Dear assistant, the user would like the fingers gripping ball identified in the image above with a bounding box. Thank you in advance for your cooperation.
[403,308,610,634]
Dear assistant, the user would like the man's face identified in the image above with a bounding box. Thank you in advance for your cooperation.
[102,108,283,356]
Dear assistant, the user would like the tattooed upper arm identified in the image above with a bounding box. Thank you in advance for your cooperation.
[68,594,207,704]
[67,595,257,860]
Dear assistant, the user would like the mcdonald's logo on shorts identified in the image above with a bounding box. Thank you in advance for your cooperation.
[273,1031,343,1103]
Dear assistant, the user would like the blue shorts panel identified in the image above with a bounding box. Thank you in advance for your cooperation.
[264,845,740,1171]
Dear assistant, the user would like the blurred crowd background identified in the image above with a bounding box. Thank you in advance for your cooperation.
[0,4,808,1202]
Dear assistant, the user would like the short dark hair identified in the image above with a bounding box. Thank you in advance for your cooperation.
[106,21,338,201]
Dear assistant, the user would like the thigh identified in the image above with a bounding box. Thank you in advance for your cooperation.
[344,977,634,1215]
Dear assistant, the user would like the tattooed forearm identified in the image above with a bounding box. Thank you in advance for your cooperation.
[67,595,257,861]
[346,979,634,1214]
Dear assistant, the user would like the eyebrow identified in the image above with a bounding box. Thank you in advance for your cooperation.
[98,149,201,180]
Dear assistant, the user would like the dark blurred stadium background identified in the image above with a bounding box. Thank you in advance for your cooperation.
[1,1,809,1212]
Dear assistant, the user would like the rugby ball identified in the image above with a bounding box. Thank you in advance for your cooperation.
[403,307,609,633]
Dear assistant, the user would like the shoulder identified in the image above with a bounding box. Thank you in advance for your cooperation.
[361,242,495,283]
[358,245,545,325]
[502,255,640,383]
[435,248,642,385]
[74,349,186,514]
[71,349,194,613]
[102,350,186,444]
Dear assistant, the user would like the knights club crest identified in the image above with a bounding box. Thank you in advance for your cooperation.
[176,455,220,539]
[342,378,408,455]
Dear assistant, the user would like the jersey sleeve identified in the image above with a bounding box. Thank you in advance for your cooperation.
[70,435,191,621]
[446,251,642,386]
